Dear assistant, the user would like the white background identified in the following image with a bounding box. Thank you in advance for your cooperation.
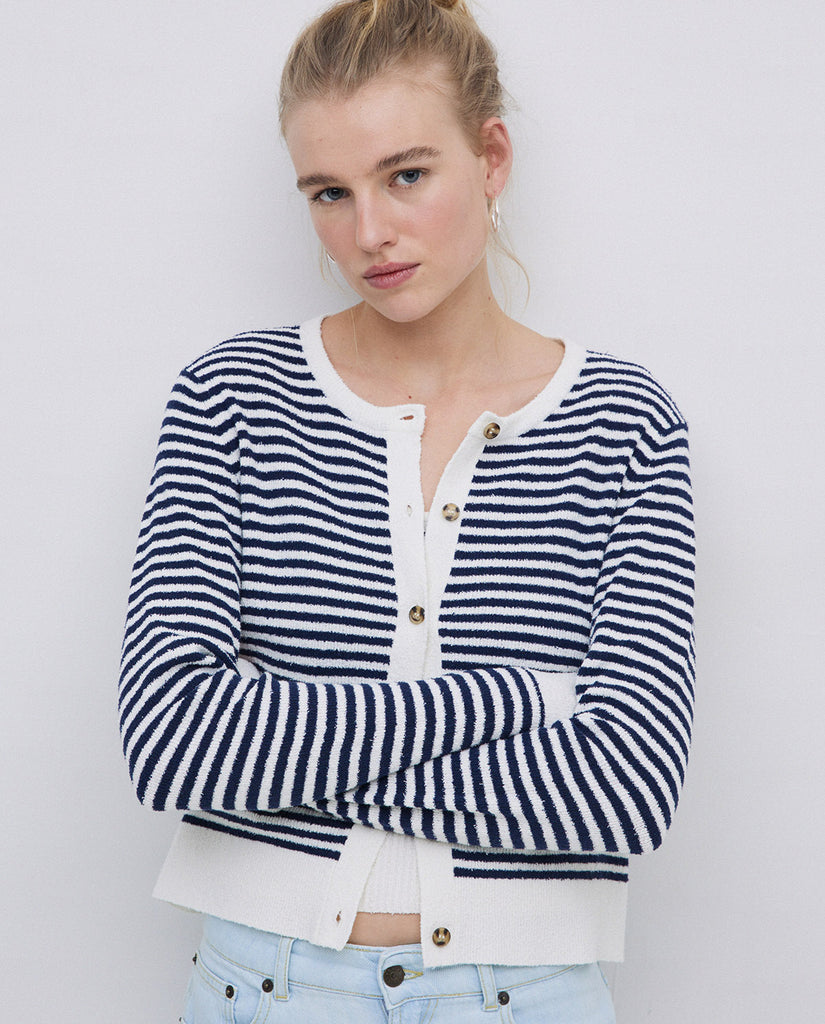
[2,2,823,1020]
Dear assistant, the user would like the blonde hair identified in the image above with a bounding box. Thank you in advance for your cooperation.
[280,0,529,305]
[279,0,503,145]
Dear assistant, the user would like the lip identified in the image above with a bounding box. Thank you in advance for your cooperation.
[363,262,419,289]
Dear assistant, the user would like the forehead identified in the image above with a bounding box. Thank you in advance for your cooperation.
[285,69,467,174]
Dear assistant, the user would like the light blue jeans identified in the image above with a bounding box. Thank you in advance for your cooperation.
[181,915,616,1023]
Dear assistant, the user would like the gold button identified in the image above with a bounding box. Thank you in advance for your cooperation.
[432,927,451,947]
[409,605,425,624]
[482,422,501,440]
[441,503,460,522]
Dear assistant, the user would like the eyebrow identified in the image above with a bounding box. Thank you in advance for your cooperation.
[296,145,442,192]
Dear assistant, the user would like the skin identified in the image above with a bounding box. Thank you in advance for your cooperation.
[285,64,564,945]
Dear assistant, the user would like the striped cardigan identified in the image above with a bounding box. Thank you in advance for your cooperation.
[119,317,694,967]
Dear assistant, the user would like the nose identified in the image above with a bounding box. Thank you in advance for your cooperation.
[354,193,397,253]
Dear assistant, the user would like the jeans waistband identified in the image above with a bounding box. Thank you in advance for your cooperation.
[202,915,575,1011]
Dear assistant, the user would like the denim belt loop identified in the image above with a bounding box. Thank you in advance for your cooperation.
[476,964,500,1011]
[272,935,294,1000]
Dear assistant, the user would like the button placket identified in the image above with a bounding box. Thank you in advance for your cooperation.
[381,419,431,687]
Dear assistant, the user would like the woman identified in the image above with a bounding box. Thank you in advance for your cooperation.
[119,1,694,1020]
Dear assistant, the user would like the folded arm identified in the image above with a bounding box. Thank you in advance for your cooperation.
[311,421,695,856]
[119,371,547,812]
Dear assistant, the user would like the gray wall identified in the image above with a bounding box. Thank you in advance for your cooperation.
[2,1,822,1020]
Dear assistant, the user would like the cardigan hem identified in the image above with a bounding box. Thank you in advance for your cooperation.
[155,820,628,967]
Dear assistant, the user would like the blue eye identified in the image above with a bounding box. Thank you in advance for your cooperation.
[395,169,423,185]
[313,186,346,204]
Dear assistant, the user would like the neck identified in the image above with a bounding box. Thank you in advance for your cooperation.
[346,270,513,402]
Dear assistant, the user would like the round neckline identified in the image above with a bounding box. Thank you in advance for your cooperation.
[299,314,587,439]
[302,315,423,433]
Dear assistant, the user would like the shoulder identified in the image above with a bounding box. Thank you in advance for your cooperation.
[158,325,318,429]
[180,325,305,384]
[570,347,688,433]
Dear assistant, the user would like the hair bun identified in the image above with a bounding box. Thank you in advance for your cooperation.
[367,0,470,15]
[371,0,468,9]
[281,0,501,135]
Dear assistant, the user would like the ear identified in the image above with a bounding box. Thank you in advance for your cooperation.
[478,117,513,199]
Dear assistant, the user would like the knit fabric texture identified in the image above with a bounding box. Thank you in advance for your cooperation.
[119,320,695,965]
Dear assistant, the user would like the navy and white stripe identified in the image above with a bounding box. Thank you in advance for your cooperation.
[451,848,629,883]
[181,807,352,860]
[119,327,545,821]
[318,356,694,856]
[120,326,694,867]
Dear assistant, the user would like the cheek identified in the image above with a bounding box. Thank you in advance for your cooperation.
[308,207,356,259]
[420,190,488,256]
[309,212,335,252]
[450,200,490,265]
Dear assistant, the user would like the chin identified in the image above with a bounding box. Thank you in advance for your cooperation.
[364,279,473,325]
[359,292,441,325]
[378,306,437,325]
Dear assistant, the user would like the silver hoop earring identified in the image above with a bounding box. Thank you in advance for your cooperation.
[325,251,336,265]
[490,196,501,233]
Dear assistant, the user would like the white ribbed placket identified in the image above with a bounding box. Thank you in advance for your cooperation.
[383,411,429,686]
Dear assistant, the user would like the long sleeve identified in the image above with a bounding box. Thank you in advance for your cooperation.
[312,419,695,856]
[119,370,547,812]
